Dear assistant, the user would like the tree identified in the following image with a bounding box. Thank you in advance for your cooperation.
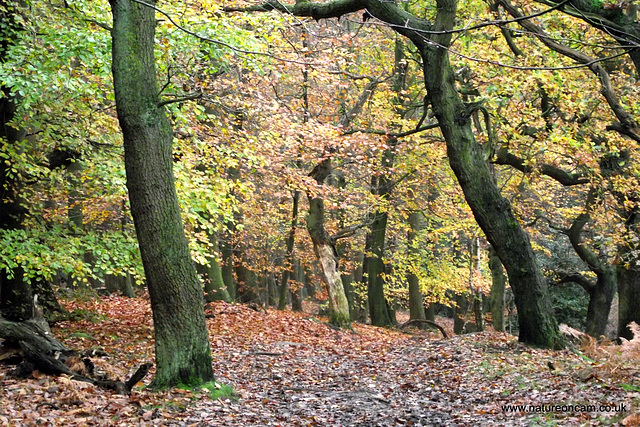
[488,246,507,332]
[109,0,214,388]
[225,0,564,348]
[306,151,351,328]
[0,0,32,322]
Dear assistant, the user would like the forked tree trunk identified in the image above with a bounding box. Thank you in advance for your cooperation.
[109,0,214,388]
[306,157,351,328]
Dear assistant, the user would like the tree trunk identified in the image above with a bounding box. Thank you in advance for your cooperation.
[197,233,230,303]
[488,246,506,332]
[615,208,640,340]
[104,274,135,298]
[219,232,236,300]
[470,237,484,331]
[304,266,315,300]
[565,189,617,338]
[0,2,33,322]
[365,212,395,326]
[453,293,466,334]
[306,157,350,328]
[617,262,640,340]
[417,0,562,348]
[290,259,303,311]
[278,190,300,310]
[407,212,427,324]
[585,269,617,338]
[233,237,259,303]
[109,0,213,388]
[364,137,398,327]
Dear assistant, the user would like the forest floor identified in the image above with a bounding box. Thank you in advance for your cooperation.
[1,296,639,426]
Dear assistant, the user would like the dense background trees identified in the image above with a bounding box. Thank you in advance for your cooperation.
[2,0,640,382]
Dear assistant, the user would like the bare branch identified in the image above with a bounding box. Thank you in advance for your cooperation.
[342,122,439,137]
[157,90,202,107]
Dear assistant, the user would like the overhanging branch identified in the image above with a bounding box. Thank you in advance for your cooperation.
[494,147,589,186]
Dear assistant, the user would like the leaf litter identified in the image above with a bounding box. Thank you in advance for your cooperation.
[1,296,638,426]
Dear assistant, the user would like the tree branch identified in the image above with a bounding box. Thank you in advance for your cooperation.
[551,271,596,293]
[498,0,640,143]
[331,219,372,240]
[342,122,439,137]
[158,90,202,107]
[494,147,589,186]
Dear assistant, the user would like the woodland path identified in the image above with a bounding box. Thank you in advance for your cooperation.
[0,297,634,426]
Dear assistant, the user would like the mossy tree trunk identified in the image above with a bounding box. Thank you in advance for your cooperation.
[364,137,398,327]
[109,0,214,388]
[416,0,562,348]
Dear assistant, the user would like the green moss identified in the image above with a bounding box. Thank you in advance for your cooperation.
[201,381,237,400]
[174,380,237,400]
[176,380,237,400]
[590,0,604,10]
[329,310,352,329]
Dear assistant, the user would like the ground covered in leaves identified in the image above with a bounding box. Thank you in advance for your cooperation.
[1,296,639,426]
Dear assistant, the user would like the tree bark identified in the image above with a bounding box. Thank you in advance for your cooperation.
[219,231,236,300]
[407,212,427,324]
[364,137,398,327]
[469,237,484,332]
[617,262,640,340]
[278,190,300,310]
[197,232,231,303]
[109,0,214,388]
[488,246,506,332]
[306,157,351,328]
[291,260,303,311]
[564,190,617,338]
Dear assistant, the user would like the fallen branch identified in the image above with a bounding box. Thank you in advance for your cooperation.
[1,298,152,395]
[399,319,449,338]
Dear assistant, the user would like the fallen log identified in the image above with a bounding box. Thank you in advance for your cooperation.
[1,297,151,395]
